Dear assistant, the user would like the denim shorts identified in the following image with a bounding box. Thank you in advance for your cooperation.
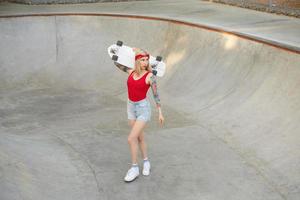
[127,98,151,122]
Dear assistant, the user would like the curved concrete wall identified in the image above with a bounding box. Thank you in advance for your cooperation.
[0,15,299,199]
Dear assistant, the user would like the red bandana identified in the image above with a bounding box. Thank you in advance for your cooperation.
[135,53,149,61]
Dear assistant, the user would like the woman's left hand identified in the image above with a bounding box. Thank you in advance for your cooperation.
[159,113,165,126]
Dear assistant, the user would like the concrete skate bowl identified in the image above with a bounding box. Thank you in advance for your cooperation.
[0,15,299,200]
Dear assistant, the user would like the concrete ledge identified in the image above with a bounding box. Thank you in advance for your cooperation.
[6,0,145,5]
[1,12,300,54]
[211,0,300,18]
[0,1,299,54]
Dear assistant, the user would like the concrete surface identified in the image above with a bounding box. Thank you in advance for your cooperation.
[211,0,300,17]
[0,1,300,200]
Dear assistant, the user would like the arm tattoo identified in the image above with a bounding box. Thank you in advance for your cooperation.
[114,62,130,73]
[150,75,161,107]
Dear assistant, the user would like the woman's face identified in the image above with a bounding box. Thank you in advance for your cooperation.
[139,56,149,69]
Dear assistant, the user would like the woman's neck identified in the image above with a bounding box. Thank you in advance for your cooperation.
[135,69,147,76]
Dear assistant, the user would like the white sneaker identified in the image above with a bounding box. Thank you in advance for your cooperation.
[142,160,151,176]
[124,166,139,182]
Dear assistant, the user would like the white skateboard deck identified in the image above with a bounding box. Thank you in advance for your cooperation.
[108,41,166,77]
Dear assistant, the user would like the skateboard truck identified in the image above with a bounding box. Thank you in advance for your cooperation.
[111,40,123,61]
[110,48,116,54]
[151,56,163,69]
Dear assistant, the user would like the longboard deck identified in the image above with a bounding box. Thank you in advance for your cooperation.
[108,41,166,77]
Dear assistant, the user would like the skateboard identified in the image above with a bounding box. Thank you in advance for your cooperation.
[108,41,166,77]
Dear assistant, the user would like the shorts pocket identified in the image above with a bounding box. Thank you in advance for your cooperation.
[137,101,149,108]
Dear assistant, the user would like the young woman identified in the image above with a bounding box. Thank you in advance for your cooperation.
[113,48,164,182]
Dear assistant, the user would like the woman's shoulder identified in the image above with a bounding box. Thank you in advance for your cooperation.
[146,71,154,78]
[145,71,154,84]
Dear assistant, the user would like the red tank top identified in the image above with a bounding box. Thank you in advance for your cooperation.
[127,71,150,102]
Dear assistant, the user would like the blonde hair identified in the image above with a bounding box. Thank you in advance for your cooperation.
[133,48,151,75]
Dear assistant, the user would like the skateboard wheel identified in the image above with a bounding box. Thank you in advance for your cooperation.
[116,41,123,46]
[156,56,162,62]
[152,70,157,76]
[112,55,118,61]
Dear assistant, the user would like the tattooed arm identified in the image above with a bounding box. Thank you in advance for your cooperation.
[149,74,164,125]
[150,75,161,108]
[114,62,133,74]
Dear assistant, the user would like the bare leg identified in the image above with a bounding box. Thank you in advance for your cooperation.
[138,132,148,159]
[129,120,148,160]
[127,120,147,164]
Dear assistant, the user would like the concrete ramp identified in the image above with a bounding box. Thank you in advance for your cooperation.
[0,15,299,200]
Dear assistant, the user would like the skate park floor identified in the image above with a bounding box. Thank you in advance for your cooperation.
[0,1,300,200]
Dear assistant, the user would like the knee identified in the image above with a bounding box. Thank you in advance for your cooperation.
[138,135,144,143]
[128,135,138,144]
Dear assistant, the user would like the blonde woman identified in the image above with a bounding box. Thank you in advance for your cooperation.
[114,48,164,182]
